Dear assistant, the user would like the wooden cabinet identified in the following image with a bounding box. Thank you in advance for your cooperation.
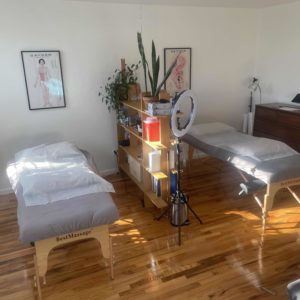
[117,99,171,209]
[253,103,300,152]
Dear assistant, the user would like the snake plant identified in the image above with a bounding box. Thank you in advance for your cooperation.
[137,32,177,97]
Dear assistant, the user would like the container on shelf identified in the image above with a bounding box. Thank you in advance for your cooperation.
[148,151,161,172]
[143,117,160,142]
[128,155,142,182]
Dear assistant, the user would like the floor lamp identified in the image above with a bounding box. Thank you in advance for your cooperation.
[243,77,261,135]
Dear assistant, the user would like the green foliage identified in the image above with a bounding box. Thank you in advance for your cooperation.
[137,32,178,97]
[137,32,148,93]
[99,62,140,112]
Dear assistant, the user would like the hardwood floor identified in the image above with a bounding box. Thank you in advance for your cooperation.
[1,157,300,299]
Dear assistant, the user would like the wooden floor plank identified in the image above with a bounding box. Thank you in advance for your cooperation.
[1,157,300,299]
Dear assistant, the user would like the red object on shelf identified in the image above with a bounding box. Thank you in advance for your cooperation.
[143,117,160,142]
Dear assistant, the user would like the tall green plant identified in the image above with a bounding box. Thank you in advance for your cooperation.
[137,32,178,97]
[99,62,140,112]
[137,32,148,93]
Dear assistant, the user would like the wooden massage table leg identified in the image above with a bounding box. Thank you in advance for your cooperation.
[262,178,300,229]
[33,224,114,296]
[35,240,52,285]
[262,184,277,230]
[93,225,114,280]
[34,255,43,300]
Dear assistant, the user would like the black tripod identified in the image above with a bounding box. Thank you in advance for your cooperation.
[156,137,203,245]
[172,137,203,245]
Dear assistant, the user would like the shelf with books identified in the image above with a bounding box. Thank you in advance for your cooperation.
[144,190,167,209]
[119,163,144,191]
[144,168,168,180]
[122,100,143,113]
[119,124,142,141]
[152,171,168,180]
[117,90,171,210]
[119,145,142,163]
[123,99,170,118]
[143,140,167,151]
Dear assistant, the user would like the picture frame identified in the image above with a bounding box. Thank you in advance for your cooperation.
[21,50,66,110]
[164,48,192,97]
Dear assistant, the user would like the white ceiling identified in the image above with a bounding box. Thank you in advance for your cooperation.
[68,0,300,8]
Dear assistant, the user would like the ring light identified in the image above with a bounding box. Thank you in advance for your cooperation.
[164,89,202,246]
[170,90,198,138]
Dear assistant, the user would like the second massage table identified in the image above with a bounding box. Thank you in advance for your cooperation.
[183,123,300,228]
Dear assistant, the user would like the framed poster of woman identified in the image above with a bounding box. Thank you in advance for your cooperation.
[21,50,66,110]
[164,48,191,98]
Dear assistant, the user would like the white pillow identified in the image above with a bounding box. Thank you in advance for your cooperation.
[19,164,115,206]
[11,142,115,206]
[15,142,83,162]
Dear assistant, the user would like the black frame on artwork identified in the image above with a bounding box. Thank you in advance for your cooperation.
[21,50,66,110]
[164,47,192,93]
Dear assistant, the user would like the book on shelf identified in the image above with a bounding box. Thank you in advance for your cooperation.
[151,175,161,197]
[170,170,177,195]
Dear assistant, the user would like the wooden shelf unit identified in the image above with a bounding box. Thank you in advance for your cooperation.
[117,98,171,209]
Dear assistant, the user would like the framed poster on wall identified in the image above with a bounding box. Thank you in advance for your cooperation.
[164,48,191,97]
[21,50,66,110]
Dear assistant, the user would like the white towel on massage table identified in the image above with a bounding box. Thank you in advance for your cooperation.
[184,123,300,184]
[7,142,115,207]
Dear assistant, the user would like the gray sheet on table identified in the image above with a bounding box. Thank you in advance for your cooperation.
[183,131,300,184]
[14,150,119,243]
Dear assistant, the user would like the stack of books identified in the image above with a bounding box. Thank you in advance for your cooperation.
[147,102,171,116]
[151,176,161,197]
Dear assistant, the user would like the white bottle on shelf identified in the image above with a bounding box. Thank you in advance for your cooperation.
[148,151,161,172]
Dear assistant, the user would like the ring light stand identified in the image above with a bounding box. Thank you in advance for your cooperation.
[157,90,203,246]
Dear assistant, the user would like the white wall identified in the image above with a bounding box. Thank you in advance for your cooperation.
[256,2,300,103]
[0,0,257,192]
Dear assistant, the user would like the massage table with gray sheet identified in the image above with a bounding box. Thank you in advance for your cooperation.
[8,148,119,299]
[183,123,300,227]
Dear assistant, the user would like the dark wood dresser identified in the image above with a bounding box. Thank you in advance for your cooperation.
[253,102,300,152]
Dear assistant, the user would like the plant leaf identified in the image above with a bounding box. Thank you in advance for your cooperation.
[151,40,159,96]
[147,69,154,96]
[155,54,178,96]
[137,32,148,92]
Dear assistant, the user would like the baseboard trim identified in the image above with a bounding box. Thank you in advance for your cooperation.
[0,187,13,195]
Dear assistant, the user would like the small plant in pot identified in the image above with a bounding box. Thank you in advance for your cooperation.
[99,61,140,113]
[137,32,177,104]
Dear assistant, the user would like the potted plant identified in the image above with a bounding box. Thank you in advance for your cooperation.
[99,61,140,112]
[137,32,177,103]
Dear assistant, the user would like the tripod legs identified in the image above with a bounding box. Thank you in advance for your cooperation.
[155,202,172,221]
[155,194,203,224]
[178,226,182,246]
[154,192,203,246]
[186,201,203,224]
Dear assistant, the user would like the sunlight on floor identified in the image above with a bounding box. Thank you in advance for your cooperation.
[224,210,260,221]
[111,219,147,244]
